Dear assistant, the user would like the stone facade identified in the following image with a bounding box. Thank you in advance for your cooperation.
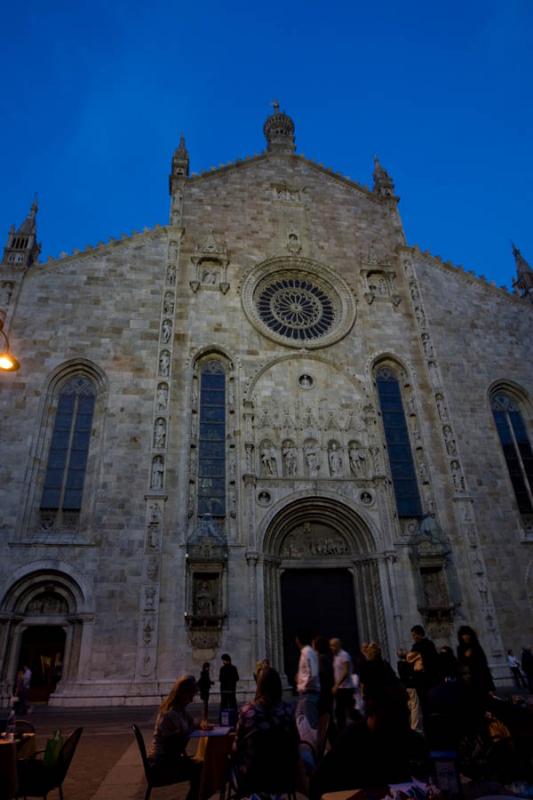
[0,108,532,707]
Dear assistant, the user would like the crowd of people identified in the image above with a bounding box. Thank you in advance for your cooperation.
[147,627,533,800]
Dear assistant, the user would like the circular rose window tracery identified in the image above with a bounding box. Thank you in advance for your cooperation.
[241,258,356,349]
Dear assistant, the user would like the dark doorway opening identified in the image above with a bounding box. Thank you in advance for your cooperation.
[18,626,66,702]
[281,568,359,688]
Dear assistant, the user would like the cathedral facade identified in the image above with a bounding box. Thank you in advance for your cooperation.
[0,108,532,706]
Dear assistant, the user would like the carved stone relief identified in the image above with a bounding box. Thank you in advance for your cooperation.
[304,439,321,477]
[156,383,169,412]
[348,441,369,478]
[161,319,172,343]
[0,282,14,307]
[281,522,348,558]
[163,292,175,315]
[260,440,278,477]
[150,456,164,490]
[282,440,298,477]
[159,350,171,377]
[153,418,166,449]
[327,441,343,476]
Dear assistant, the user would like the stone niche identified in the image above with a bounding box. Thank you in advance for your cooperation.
[408,514,459,642]
[185,516,228,660]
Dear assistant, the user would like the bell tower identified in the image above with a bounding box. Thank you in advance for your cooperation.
[2,198,41,268]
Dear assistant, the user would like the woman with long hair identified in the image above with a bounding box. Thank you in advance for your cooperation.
[148,674,210,800]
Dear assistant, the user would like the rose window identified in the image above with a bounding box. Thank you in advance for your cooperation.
[257,278,335,340]
[241,258,356,349]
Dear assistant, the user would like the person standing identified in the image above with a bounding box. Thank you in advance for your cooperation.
[295,630,320,734]
[198,662,213,720]
[457,625,494,716]
[219,653,239,722]
[507,649,527,689]
[330,638,354,731]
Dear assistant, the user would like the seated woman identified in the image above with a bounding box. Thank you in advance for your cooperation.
[148,674,210,800]
[232,667,300,796]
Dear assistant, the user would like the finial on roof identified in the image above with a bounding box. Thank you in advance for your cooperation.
[511,242,533,302]
[1,197,41,267]
[263,102,295,154]
[171,133,190,180]
[372,156,395,198]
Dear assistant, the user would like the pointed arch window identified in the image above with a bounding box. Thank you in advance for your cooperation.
[491,392,533,514]
[376,366,422,518]
[40,376,96,516]
[198,360,226,517]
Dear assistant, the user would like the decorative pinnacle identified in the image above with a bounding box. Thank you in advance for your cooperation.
[271,100,280,113]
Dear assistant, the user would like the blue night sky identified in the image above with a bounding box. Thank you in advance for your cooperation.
[1,1,532,289]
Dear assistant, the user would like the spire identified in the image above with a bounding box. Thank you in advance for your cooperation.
[263,101,296,153]
[170,134,189,181]
[2,197,41,268]
[511,242,533,302]
[372,156,395,198]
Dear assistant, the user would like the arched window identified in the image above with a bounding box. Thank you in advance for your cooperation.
[376,366,422,518]
[491,392,533,514]
[40,376,96,520]
[198,360,226,517]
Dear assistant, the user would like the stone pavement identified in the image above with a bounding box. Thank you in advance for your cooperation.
[17,703,208,800]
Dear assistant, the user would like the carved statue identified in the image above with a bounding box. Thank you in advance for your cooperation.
[194,578,216,617]
[414,306,426,328]
[435,393,448,421]
[260,442,277,477]
[159,351,170,377]
[166,263,176,285]
[143,619,153,644]
[304,442,321,477]
[282,441,298,477]
[151,456,164,490]
[163,292,175,315]
[443,425,456,456]
[409,282,419,303]
[245,444,254,473]
[156,383,169,411]
[154,418,166,448]
[349,442,368,478]
[417,452,430,484]
[328,442,343,476]
[202,269,218,285]
[421,333,434,359]
[161,319,172,343]
[451,460,465,492]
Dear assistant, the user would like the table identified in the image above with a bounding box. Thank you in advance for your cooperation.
[192,727,234,800]
[17,733,36,760]
[0,739,17,800]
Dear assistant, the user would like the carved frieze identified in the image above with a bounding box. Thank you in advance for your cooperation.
[281,522,349,558]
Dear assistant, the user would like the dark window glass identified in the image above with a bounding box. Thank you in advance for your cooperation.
[491,393,533,514]
[40,377,96,512]
[376,367,422,518]
[197,361,226,517]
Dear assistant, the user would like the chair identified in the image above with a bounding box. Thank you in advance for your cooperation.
[223,727,299,800]
[16,726,82,800]
[15,720,36,735]
[132,724,193,800]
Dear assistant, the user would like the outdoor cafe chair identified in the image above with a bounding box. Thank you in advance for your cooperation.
[16,726,83,800]
[132,723,194,800]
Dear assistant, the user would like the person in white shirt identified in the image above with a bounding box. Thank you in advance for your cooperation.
[507,649,527,689]
[295,630,320,733]
[330,638,355,731]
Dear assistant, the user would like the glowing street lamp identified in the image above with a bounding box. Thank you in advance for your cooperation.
[0,319,20,372]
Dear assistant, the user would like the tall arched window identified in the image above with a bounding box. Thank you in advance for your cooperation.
[491,392,533,514]
[40,376,96,522]
[198,360,226,517]
[376,366,422,518]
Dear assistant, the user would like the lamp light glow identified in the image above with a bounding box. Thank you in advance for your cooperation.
[0,320,20,371]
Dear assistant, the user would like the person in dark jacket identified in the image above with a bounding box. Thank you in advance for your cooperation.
[457,625,494,715]
[219,653,239,712]
[198,662,213,720]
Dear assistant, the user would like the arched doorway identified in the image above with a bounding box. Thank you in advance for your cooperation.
[261,496,388,679]
[0,567,91,706]
[18,625,66,702]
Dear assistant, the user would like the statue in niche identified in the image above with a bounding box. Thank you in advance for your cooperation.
[166,263,176,285]
[443,425,456,456]
[451,460,465,492]
[349,442,368,478]
[282,441,298,477]
[416,451,430,484]
[405,390,416,417]
[159,351,170,377]
[419,512,445,542]
[421,333,434,359]
[144,586,157,610]
[154,418,166,449]
[421,568,449,609]
[328,442,343,476]
[161,319,172,343]
[0,282,14,306]
[370,445,385,475]
[156,383,169,411]
[304,442,321,477]
[260,442,277,477]
[435,393,448,421]
[151,456,164,490]
[147,557,159,581]
[409,282,419,303]
[143,619,154,645]
[202,269,218,285]
[194,577,217,617]
[163,292,175,315]
[168,241,178,261]
[428,361,439,385]
[414,306,426,328]
[245,444,254,473]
